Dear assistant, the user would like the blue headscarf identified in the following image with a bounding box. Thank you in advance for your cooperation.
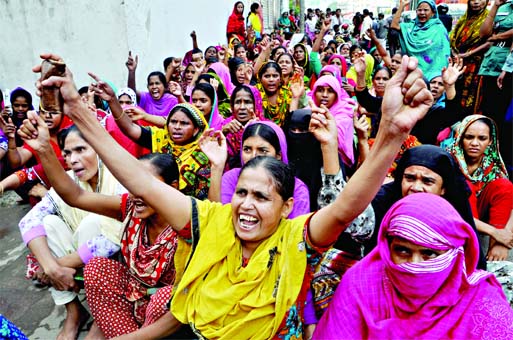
[399,0,450,80]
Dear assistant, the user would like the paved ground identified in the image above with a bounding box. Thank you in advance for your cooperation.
[0,191,89,339]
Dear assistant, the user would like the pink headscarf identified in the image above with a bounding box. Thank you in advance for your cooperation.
[208,62,235,95]
[314,193,511,339]
[309,75,355,166]
[328,54,348,76]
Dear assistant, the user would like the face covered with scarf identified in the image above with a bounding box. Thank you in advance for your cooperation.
[313,192,508,339]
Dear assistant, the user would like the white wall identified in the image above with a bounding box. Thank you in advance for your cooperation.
[0,0,261,104]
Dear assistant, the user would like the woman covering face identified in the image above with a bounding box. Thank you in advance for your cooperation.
[315,193,513,339]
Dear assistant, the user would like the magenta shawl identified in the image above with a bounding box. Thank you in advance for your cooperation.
[139,92,178,117]
[220,121,310,218]
[208,62,235,95]
[309,75,355,166]
[314,193,513,339]
[327,54,348,76]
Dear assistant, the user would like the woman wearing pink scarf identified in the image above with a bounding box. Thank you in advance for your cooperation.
[309,75,356,167]
[208,62,235,95]
[314,193,513,339]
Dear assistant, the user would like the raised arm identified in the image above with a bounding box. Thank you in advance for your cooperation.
[190,30,199,50]
[18,111,121,219]
[89,72,143,141]
[253,37,271,77]
[442,56,466,101]
[126,51,140,98]
[353,52,368,91]
[309,104,340,175]
[199,129,227,202]
[33,53,191,231]
[391,0,409,31]
[368,28,392,67]
[480,0,507,38]
[309,56,433,247]
[312,18,329,53]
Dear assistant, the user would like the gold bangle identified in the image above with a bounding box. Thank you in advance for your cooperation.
[0,183,4,196]
[8,146,17,150]
[114,110,125,121]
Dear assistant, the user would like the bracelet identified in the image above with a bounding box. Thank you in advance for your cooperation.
[8,146,17,150]
[114,110,125,121]
[0,183,3,196]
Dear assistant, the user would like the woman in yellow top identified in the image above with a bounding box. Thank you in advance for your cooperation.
[90,75,211,200]
[29,52,433,340]
[247,2,263,39]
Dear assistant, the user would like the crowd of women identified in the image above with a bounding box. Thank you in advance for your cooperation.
[0,0,512,339]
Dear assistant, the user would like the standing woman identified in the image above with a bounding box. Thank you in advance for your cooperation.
[445,115,513,261]
[450,0,491,115]
[247,2,263,39]
[126,52,178,117]
[391,0,451,80]
[226,1,246,43]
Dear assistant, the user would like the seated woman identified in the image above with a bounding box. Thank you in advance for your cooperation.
[256,62,301,126]
[196,73,232,118]
[368,145,487,270]
[345,45,374,93]
[2,105,64,170]
[190,82,223,130]
[208,62,235,95]
[20,113,181,337]
[391,0,450,80]
[32,52,432,339]
[95,76,211,200]
[309,75,355,168]
[315,193,513,338]
[18,125,125,340]
[220,120,310,218]
[103,87,151,158]
[292,17,325,87]
[222,85,263,170]
[444,115,513,261]
[125,52,178,117]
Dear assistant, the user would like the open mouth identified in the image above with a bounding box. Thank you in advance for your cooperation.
[239,214,259,230]
[73,168,85,177]
[133,199,147,213]
[150,89,161,98]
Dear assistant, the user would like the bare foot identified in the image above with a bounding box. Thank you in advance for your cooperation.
[84,321,106,340]
[56,298,90,340]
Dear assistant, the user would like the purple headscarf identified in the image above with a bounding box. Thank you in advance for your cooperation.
[139,92,178,117]
[220,120,310,218]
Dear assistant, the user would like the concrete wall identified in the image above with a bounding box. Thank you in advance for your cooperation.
[0,0,265,104]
